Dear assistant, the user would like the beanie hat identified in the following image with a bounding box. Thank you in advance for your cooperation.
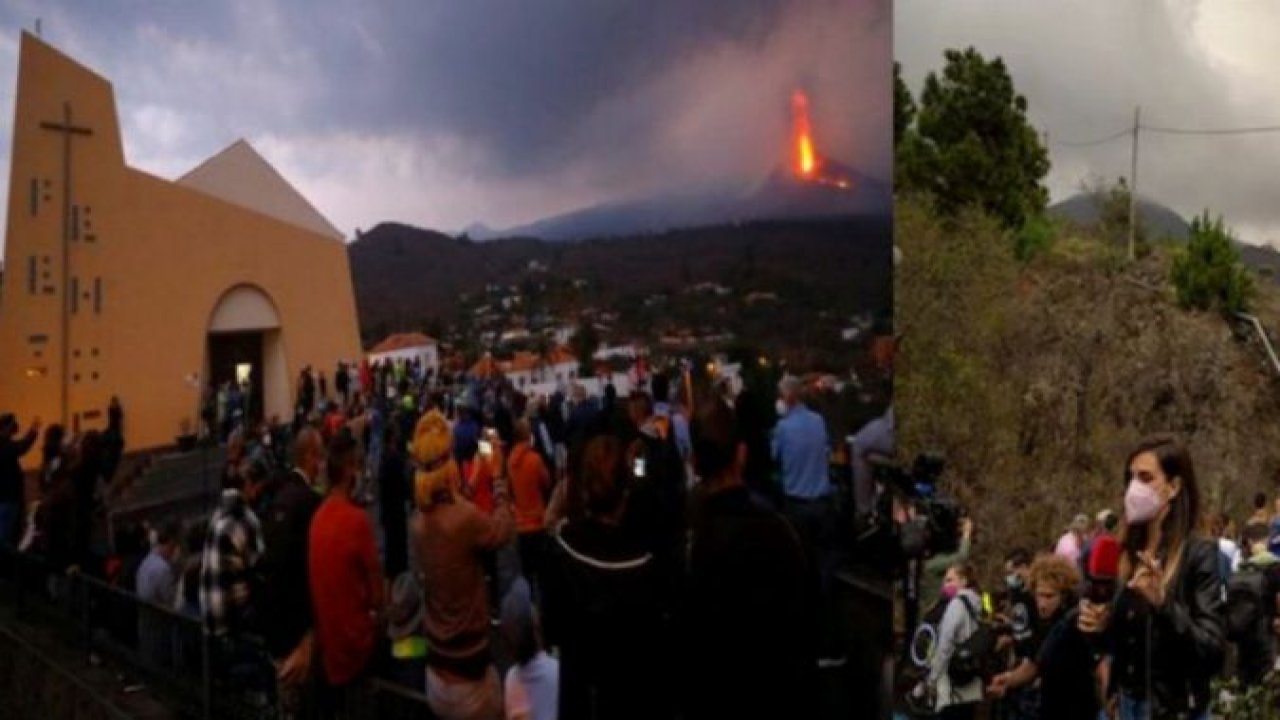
[412,410,459,508]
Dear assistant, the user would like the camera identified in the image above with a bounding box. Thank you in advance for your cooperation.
[871,452,962,558]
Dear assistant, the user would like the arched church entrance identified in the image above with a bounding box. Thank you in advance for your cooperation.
[206,285,287,428]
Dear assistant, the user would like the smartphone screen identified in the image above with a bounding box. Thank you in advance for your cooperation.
[633,457,646,477]
[478,440,493,457]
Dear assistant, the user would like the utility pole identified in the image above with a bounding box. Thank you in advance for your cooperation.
[1129,105,1141,262]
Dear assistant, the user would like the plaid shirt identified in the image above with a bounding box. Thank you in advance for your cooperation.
[199,489,265,636]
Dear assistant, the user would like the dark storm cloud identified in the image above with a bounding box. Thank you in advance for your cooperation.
[896,0,1280,246]
[0,0,888,238]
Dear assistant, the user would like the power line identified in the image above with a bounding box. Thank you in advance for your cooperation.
[1051,122,1280,146]
[1141,123,1280,136]
[1051,128,1131,147]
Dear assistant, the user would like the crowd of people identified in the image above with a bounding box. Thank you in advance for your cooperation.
[901,434,1280,720]
[1,360,881,720]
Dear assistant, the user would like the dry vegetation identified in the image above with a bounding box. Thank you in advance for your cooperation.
[896,195,1280,580]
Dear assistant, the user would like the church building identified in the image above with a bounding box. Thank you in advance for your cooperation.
[0,32,362,462]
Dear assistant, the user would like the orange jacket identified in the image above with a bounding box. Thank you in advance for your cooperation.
[508,442,551,534]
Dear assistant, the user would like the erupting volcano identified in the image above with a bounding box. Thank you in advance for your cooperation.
[463,87,888,240]
[791,89,853,190]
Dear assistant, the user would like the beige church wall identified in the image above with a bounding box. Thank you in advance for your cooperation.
[87,170,361,455]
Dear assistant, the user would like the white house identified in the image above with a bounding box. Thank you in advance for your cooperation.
[549,324,577,347]
[545,346,580,385]
[367,332,440,373]
[499,328,531,345]
[503,352,543,390]
[593,343,639,361]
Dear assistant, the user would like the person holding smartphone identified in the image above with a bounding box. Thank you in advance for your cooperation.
[1077,435,1225,720]
[411,411,515,719]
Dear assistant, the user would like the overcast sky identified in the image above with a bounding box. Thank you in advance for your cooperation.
[897,0,1280,247]
[0,0,888,250]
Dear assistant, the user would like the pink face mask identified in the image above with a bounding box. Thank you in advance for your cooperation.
[1124,479,1165,525]
[942,582,959,600]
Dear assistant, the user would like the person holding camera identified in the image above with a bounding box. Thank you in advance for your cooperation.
[911,562,984,719]
[1077,435,1225,720]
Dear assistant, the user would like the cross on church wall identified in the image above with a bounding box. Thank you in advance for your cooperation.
[38,101,93,429]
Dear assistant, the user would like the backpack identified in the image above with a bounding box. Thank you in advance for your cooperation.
[948,595,996,686]
[1226,562,1269,643]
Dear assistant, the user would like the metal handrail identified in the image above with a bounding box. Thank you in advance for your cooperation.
[0,622,136,720]
[1235,312,1280,377]
[3,548,437,719]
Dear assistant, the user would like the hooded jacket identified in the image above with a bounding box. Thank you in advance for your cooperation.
[542,518,673,720]
[928,587,984,709]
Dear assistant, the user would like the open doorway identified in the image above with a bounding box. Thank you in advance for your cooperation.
[208,330,264,425]
[207,285,288,428]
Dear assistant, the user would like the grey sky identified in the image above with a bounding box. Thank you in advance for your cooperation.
[0,0,888,249]
[896,0,1280,247]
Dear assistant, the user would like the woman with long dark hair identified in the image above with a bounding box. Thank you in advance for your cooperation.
[541,434,673,720]
[1078,434,1224,719]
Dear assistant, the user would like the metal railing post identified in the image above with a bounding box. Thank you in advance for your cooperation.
[80,573,92,659]
[201,628,212,720]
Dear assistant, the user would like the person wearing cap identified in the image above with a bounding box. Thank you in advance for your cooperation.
[0,412,40,548]
[384,571,429,692]
[1054,514,1090,566]
[411,409,514,720]
[501,577,558,720]
[1079,509,1119,580]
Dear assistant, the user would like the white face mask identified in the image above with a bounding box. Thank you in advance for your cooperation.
[775,399,788,417]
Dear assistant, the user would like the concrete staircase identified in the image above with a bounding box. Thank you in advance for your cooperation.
[107,446,225,532]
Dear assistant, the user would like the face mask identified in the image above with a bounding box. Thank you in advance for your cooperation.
[775,399,788,417]
[942,582,958,600]
[1124,479,1165,525]
[1005,574,1023,591]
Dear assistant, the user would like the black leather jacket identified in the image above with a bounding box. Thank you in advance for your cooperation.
[1105,536,1225,718]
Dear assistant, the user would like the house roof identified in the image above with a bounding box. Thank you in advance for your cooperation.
[177,139,344,240]
[470,354,502,378]
[506,352,543,373]
[369,332,437,354]
[545,346,576,366]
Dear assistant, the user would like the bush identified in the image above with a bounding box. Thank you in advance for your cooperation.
[1172,212,1254,315]
[1015,213,1055,261]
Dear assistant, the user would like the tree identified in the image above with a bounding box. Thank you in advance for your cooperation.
[894,61,916,147]
[570,317,600,375]
[898,48,1050,230]
[1171,212,1253,315]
